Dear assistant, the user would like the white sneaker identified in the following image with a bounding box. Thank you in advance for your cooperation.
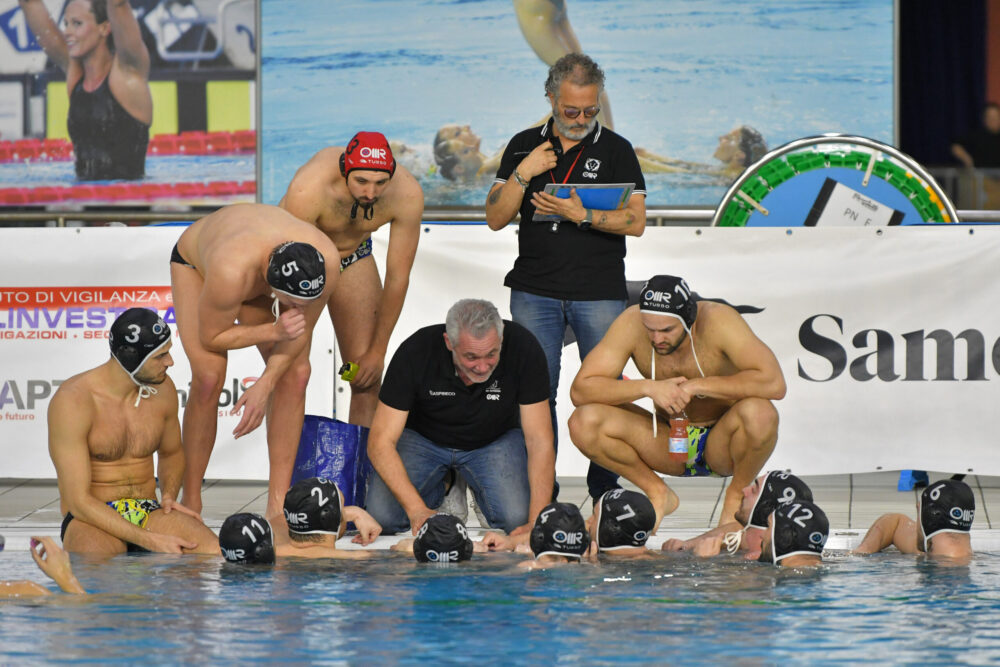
[470,496,489,529]
[437,473,469,524]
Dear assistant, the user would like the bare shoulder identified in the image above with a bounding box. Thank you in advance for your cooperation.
[605,305,646,351]
[152,375,180,413]
[385,165,425,216]
[612,304,644,338]
[697,300,750,334]
[697,299,739,319]
[281,149,344,214]
[48,370,96,419]
[292,147,345,182]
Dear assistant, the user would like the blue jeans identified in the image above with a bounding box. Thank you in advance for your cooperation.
[509,289,626,500]
[365,428,530,534]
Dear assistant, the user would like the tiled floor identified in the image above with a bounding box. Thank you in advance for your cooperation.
[3,472,998,551]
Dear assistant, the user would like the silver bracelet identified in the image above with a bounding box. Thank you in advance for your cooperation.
[512,169,528,191]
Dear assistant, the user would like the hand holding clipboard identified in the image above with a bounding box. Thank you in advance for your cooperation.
[531,183,636,232]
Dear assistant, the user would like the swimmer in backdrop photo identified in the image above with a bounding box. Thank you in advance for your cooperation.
[48,308,218,555]
[18,0,151,180]
[637,125,769,182]
[280,131,424,428]
[569,275,786,532]
[433,121,767,187]
[513,0,613,128]
[170,203,339,521]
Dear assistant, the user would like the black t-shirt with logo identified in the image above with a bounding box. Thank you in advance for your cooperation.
[495,118,646,301]
[378,321,550,450]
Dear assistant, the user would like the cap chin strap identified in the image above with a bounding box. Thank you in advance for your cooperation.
[271,293,280,323]
[651,313,706,391]
[723,528,744,555]
[687,321,706,380]
[918,495,931,552]
[134,384,157,408]
[112,343,167,408]
[350,200,375,220]
[923,528,968,553]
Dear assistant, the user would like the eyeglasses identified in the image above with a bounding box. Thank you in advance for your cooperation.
[562,105,601,119]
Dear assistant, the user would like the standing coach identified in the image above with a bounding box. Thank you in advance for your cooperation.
[484,52,647,502]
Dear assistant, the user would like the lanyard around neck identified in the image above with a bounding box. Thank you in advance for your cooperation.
[549,142,585,184]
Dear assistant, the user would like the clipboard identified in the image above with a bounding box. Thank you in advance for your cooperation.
[531,182,635,222]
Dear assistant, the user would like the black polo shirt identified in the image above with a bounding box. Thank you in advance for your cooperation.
[378,321,550,450]
[494,118,646,301]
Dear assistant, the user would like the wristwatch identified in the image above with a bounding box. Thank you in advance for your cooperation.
[578,208,593,231]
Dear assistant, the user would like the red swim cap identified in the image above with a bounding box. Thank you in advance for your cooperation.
[340,131,396,177]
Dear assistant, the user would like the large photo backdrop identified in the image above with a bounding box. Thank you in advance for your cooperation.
[261,0,894,207]
[0,0,256,208]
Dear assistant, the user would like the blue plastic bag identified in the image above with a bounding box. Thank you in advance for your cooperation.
[291,416,372,508]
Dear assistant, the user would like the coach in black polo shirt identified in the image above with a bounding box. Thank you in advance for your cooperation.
[365,298,555,536]
[484,52,647,502]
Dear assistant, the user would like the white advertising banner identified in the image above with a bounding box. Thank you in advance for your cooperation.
[358,224,1000,477]
[0,227,335,479]
[3,224,997,479]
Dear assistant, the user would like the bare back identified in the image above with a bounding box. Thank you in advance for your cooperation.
[176,203,339,300]
[279,147,424,258]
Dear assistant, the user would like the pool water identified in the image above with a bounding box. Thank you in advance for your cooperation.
[3,550,999,664]
[0,154,255,189]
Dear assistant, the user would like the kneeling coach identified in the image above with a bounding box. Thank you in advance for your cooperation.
[365,299,554,537]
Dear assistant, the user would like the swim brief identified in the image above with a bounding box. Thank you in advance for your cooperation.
[60,498,161,553]
[170,243,195,269]
[340,237,373,272]
[679,424,722,478]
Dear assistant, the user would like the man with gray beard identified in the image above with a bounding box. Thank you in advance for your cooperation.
[485,53,647,503]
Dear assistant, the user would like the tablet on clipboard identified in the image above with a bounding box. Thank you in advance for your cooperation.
[531,182,635,222]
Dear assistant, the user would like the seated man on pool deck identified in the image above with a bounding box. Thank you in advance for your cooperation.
[853,479,974,560]
[758,500,829,567]
[170,203,339,520]
[48,309,218,554]
[365,298,555,538]
[278,477,380,559]
[568,274,786,531]
[663,471,813,558]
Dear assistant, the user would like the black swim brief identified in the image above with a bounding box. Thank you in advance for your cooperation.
[340,238,373,272]
[60,497,162,553]
[170,242,195,269]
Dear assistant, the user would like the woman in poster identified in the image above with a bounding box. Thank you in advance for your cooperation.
[19,0,151,180]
